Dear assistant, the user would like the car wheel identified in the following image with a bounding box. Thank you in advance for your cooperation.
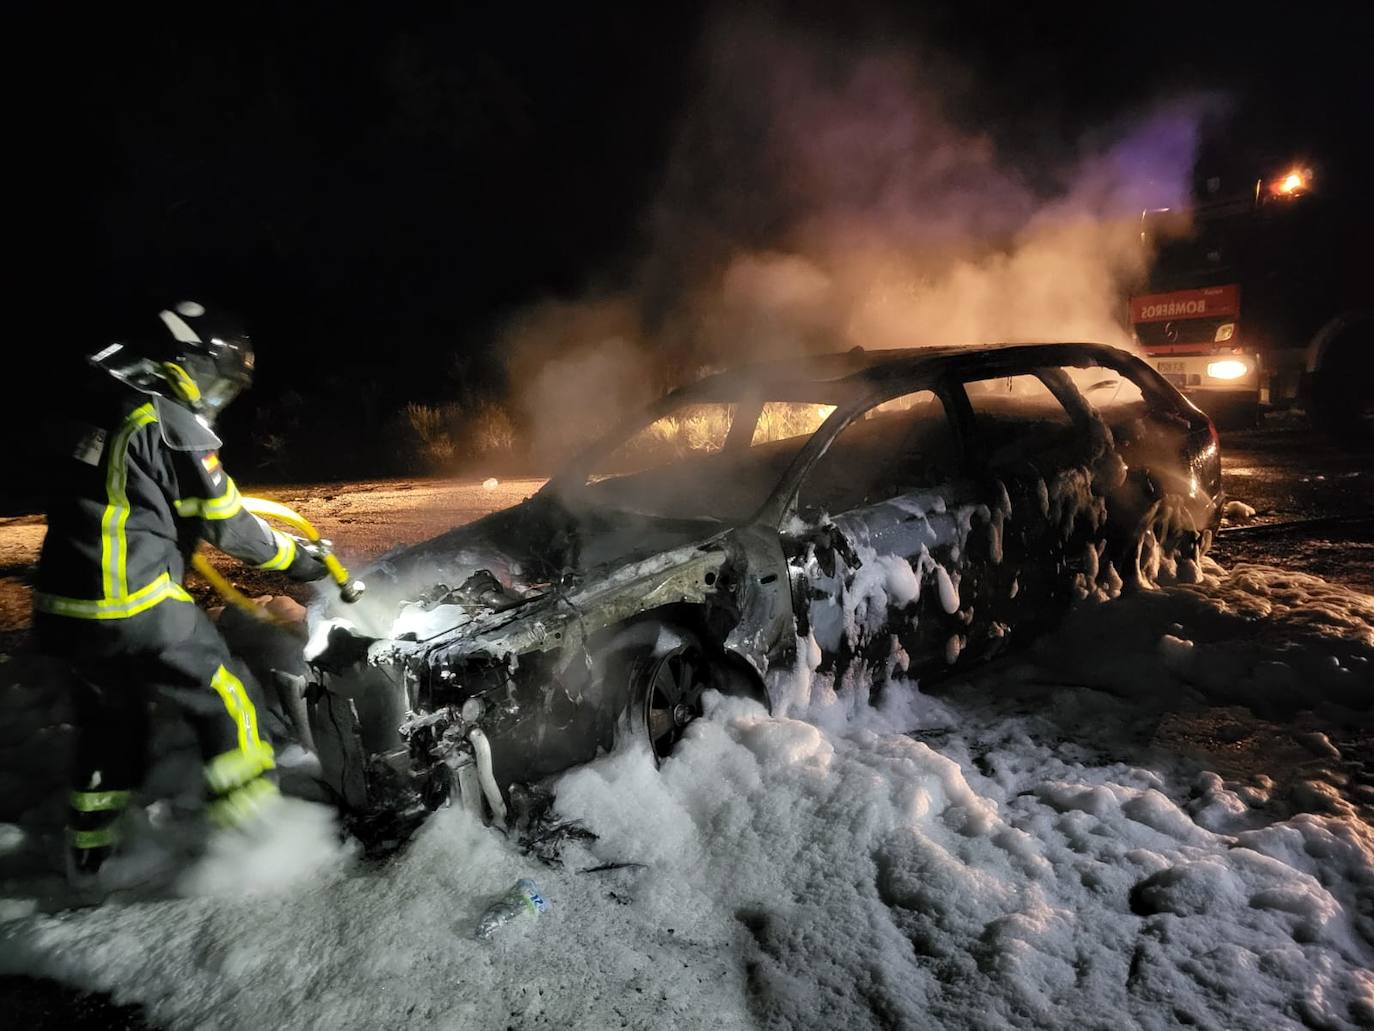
[628,639,709,765]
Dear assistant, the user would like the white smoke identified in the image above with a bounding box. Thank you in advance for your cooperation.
[500,297,658,463]
[503,13,1207,459]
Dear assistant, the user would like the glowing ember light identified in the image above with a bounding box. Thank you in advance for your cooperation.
[1269,168,1311,198]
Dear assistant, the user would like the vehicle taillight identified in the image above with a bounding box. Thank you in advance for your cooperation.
[1206,416,1219,448]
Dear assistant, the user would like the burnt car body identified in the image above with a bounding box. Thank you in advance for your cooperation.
[300,343,1222,825]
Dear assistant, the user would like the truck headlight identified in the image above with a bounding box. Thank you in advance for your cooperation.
[1214,322,1236,342]
[1206,359,1249,380]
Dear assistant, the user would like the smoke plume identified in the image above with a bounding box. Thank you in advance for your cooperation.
[502,13,1206,461]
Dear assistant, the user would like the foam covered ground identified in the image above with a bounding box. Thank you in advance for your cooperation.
[2,560,1372,1029]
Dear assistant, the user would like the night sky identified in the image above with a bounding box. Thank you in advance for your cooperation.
[12,0,1370,492]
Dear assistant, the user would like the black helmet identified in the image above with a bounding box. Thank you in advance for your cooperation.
[89,300,254,422]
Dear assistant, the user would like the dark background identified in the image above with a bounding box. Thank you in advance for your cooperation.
[9,0,1371,498]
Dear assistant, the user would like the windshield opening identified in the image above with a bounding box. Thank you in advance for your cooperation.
[564,396,842,522]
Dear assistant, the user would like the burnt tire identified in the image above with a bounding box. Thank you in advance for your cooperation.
[602,626,711,766]
[631,641,709,765]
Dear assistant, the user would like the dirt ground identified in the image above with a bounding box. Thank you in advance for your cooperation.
[0,477,543,651]
[3,423,1367,650]
[1209,423,1373,595]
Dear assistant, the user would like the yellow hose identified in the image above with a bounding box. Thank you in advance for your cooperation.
[190,551,304,636]
[240,496,315,534]
[191,495,363,629]
[242,496,360,600]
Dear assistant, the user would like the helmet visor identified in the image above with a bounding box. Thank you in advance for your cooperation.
[200,335,253,417]
[201,376,245,416]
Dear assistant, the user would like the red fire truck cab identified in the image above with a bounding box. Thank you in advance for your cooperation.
[1130,165,1370,439]
[1130,283,1256,424]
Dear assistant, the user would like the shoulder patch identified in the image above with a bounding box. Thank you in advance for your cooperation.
[202,452,221,473]
[74,427,107,466]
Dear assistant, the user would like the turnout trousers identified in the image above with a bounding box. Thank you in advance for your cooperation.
[37,597,278,863]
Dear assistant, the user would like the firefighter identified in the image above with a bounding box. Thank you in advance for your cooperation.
[34,300,327,887]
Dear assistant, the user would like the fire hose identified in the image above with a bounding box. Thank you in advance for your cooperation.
[190,496,365,634]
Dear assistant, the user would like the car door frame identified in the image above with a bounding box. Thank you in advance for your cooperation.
[765,373,1003,684]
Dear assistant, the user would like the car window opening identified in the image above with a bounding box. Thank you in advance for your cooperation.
[582,398,843,522]
[964,372,1081,467]
[798,390,958,516]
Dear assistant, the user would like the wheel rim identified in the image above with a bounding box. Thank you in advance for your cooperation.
[641,647,707,764]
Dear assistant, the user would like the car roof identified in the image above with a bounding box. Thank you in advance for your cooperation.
[549,339,1187,507]
[681,341,1140,403]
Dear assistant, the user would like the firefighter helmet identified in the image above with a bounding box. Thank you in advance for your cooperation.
[89,300,255,421]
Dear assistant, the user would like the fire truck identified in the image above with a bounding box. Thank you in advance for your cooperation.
[1130,163,1371,440]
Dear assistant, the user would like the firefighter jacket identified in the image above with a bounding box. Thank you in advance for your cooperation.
[35,387,322,621]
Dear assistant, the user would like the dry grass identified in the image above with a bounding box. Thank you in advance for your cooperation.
[602,401,834,473]
[404,400,522,471]
[404,398,836,476]
[753,402,834,444]
[406,402,462,464]
[467,401,517,457]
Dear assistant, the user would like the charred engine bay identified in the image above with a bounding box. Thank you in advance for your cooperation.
[300,492,767,838]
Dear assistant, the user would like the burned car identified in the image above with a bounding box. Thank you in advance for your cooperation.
[296,342,1222,827]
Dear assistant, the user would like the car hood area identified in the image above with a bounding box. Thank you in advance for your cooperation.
[308,492,735,671]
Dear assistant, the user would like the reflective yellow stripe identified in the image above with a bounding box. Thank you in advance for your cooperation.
[40,403,189,623]
[174,477,243,520]
[204,744,276,795]
[207,777,279,828]
[257,529,297,571]
[205,662,278,828]
[210,664,255,757]
[70,789,131,813]
[99,403,158,599]
[206,664,275,794]
[34,573,193,620]
[68,825,120,850]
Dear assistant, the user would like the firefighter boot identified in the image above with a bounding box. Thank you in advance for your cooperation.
[65,781,130,893]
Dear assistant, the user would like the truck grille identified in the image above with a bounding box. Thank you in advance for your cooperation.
[1134,316,1234,347]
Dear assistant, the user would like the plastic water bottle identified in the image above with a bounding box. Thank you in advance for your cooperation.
[474,878,549,940]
